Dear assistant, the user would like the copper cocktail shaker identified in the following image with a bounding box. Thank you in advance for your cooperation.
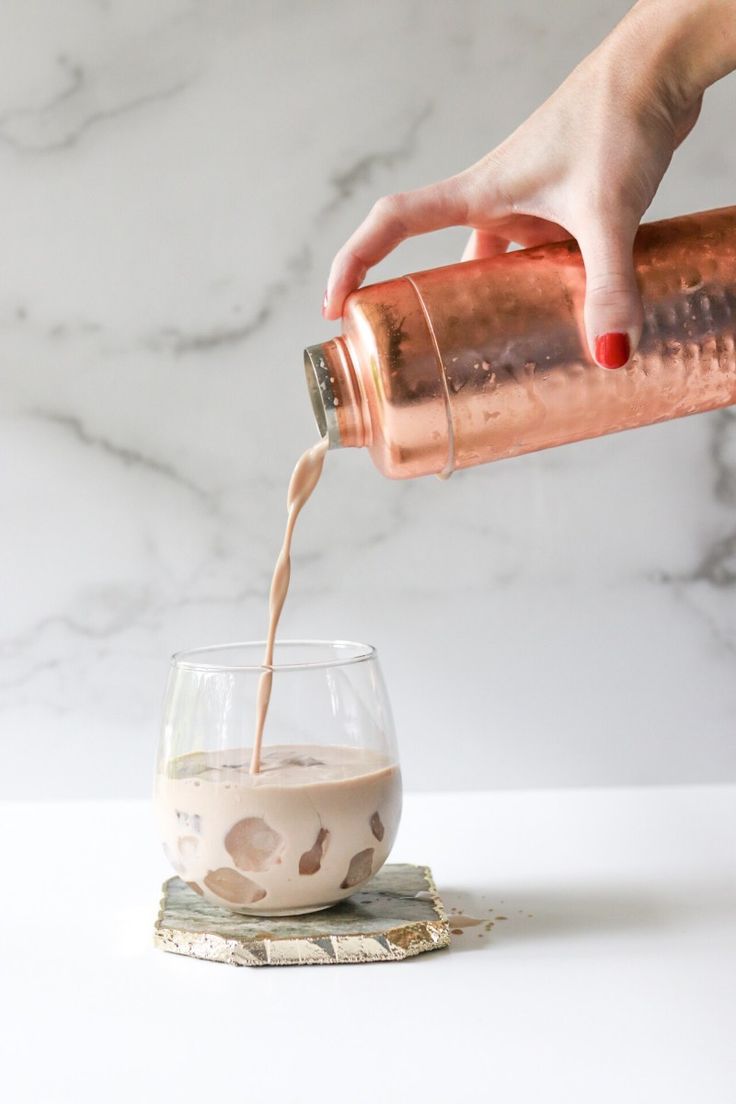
[304,206,736,478]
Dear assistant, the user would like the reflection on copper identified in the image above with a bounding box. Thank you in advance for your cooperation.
[305,207,736,479]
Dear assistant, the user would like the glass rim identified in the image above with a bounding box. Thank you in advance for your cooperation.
[170,639,378,673]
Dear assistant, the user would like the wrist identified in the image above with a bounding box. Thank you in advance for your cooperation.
[626,0,736,102]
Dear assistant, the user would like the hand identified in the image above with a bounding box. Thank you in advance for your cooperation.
[322,0,733,369]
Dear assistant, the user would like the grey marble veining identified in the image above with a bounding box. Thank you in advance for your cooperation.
[0,0,735,797]
[155,865,449,966]
[320,103,434,218]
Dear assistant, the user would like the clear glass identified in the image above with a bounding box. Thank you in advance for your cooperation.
[154,640,401,916]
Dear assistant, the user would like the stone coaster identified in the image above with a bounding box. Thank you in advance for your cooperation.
[155,863,449,966]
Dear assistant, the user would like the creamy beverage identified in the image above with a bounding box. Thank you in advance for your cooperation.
[156,744,402,914]
[157,435,402,914]
[251,437,328,774]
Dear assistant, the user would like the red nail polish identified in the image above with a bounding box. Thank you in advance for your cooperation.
[322,290,328,316]
[595,332,630,369]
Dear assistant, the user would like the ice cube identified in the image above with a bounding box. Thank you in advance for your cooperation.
[299,828,329,875]
[225,816,284,871]
[203,867,266,905]
[340,848,374,889]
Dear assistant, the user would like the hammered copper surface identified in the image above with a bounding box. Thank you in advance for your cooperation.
[306,206,736,478]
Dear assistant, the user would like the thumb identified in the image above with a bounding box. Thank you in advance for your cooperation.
[575,217,643,369]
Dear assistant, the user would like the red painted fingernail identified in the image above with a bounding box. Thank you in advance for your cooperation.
[322,290,329,316]
[595,332,630,369]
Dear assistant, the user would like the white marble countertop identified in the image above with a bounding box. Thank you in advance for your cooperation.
[2,785,734,1102]
[1,1,735,800]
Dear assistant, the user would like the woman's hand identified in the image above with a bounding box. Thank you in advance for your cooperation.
[323,0,735,368]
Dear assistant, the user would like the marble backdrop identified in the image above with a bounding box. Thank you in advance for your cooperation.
[0,0,734,798]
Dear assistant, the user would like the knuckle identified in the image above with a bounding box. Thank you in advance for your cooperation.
[370,193,407,238]
[586,287,635,314]
[586,271,634,300]
[584,271,642,328]
[372,193,399,218]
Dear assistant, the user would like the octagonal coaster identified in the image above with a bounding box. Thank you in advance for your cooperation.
[154,863,449,966]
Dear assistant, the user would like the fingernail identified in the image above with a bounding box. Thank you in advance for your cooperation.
[595,332,630,369]
[322,290,329,317]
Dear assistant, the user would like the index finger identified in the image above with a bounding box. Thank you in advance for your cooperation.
[323,176,480,319]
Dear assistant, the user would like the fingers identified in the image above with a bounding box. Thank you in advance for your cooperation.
[504,217,570,249]
[574,214,643,369]
[323,174,504,319]
[323,178,467,319]
[461,218,573,262]
[461,230,509,262]
[323,167,645,377]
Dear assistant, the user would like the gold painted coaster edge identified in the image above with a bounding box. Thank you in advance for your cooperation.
[154,863,450,967]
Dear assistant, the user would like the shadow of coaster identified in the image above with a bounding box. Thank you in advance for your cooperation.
[155,863,449,966]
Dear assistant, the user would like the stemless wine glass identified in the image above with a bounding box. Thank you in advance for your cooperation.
[155,640,401,916]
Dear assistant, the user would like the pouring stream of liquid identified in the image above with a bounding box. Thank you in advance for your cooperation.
[250,437,328,774]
